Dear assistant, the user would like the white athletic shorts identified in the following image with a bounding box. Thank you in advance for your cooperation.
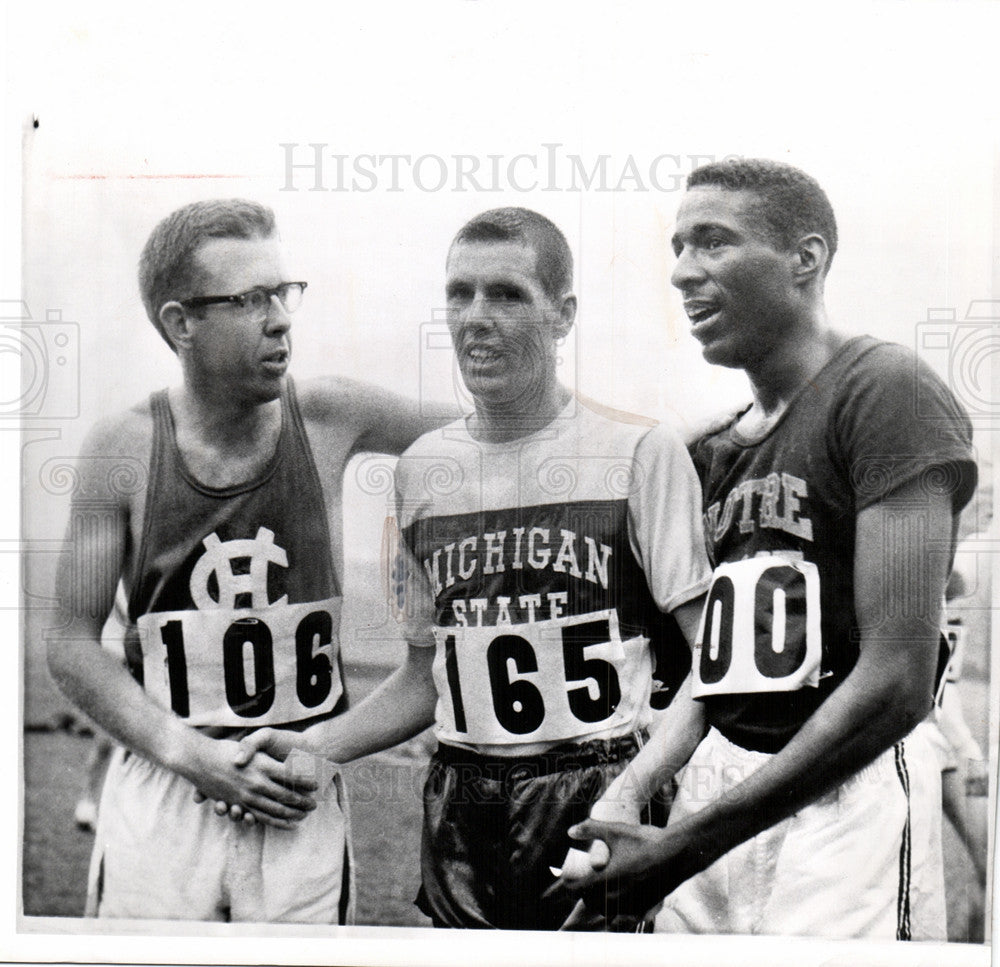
[655,726,946,940]
[919,715,957,773]
[86,745,354,923]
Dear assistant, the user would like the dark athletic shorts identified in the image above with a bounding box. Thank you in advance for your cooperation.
[416,733,658,931]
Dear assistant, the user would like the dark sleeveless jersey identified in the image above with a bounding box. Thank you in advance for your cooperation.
[397,397,711,755]
[688,336,976,753]
[118,379,346,736]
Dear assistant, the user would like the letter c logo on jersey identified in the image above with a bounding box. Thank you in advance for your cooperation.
[189,527,289,610]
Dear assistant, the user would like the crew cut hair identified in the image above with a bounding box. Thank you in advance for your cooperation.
[138,199,277,350]
[688,158,838,272]
[450,207,573,301]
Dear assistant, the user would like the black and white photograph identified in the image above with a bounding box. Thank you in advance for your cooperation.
[3,3,996,966]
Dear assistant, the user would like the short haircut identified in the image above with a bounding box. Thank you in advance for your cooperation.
[687,158,838,272]
[138,199,277,350]
[449,207,573,301]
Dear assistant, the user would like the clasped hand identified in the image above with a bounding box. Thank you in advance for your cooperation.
[546,800,705,922]
[191,729,322,829]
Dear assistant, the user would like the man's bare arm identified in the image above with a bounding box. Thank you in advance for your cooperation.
[234,642,438,765]
[218,515,439,821]
[300,376,458,456]
[555,478,953,909]
[45,417,317,828]
[583,597,707,822]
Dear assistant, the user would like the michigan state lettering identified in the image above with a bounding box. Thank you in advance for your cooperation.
[422,526,613,597]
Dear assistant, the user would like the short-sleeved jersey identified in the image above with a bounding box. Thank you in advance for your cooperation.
[397,396,712,757]
[688,336,976,753]
[114,379,347,738]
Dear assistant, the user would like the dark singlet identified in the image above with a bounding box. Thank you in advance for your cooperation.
[120,379,347,738]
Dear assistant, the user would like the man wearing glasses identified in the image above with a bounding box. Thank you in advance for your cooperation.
[47,199,446,923]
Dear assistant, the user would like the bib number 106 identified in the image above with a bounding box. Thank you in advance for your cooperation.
[160,611,334,718]
[443,618,622,735]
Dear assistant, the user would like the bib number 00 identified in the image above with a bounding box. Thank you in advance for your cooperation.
[443,617,623,736]
[692,557,822,697]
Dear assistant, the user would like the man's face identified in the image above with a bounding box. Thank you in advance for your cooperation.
[445,241,570,407]
[184,235,293,404]
[670,187,799,370]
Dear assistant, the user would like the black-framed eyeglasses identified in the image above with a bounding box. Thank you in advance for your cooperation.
[181,282,308,317]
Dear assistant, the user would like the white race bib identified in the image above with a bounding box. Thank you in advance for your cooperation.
[138,597,343,727]
[692,557,821,698]
[942,620,966,684]
[432,609,650,746]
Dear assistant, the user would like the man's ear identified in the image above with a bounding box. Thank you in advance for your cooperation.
[793,235,829,284]
[159,301,191,352]
[554,293,577,339]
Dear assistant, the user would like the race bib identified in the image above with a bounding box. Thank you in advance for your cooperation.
[934,619,965,706]
[432,609,650,746]
[137,597,343,727]
[692,557,822,698]
[942,620,966,684]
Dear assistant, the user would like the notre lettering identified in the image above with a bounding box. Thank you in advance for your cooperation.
[704,471,813,544]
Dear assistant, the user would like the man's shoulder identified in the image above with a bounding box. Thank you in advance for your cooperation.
[569,394,659,457]
[393,415,481,508]
[683,408,744,450]
[574,393,657,430]
[832,333,920,381]
[397,416,469,464]
[829,334,968,427]
[82,397,155,457]
[72,398,156,503]
[628,419,695,468]
[294,375,371,424]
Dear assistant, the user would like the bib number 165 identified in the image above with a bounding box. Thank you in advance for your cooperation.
[442,617,623,737]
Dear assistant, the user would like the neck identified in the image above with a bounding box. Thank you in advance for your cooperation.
[469,382,571,444]
[171,381,282,448]
[744,309,842,416]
